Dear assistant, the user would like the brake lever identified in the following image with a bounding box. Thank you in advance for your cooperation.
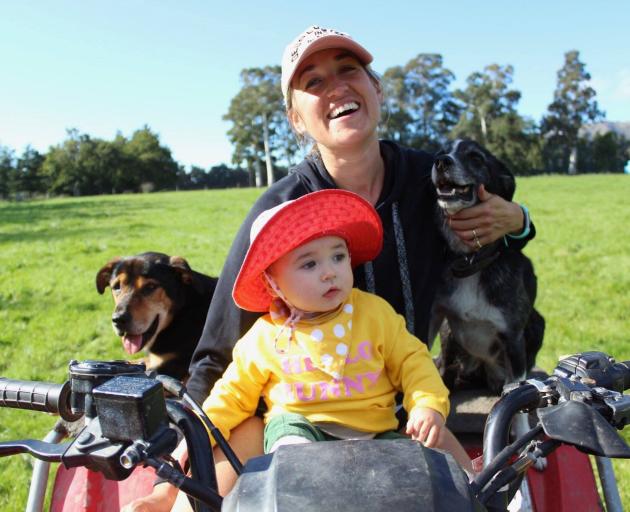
[594,387,630,429]
[0,439,69,461]
[61,418,135,480]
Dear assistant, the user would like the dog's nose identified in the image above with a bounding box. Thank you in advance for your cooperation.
[435,155,454,172]
[112,310,131,329]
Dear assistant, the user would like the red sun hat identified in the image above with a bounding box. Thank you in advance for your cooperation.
[232,190,383,312]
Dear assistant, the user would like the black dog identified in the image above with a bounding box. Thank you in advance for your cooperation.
[428,139,545,394]
[96,252,217,380]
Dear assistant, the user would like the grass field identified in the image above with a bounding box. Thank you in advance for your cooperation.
[1,175,629,509]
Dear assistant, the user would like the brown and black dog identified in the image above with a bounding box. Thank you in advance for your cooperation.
[96,252,217,380]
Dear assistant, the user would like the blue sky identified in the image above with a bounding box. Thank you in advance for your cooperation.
[1,1,628,169]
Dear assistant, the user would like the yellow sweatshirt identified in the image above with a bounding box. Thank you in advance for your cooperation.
[202,289,449,440]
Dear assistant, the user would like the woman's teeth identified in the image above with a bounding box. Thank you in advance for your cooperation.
[329,102,359,119]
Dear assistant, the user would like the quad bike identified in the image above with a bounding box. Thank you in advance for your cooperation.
[0,351,629,511]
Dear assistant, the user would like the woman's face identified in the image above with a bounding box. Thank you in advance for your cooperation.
[288,49,381,152]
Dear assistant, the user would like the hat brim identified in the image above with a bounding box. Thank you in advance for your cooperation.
[233,190,382,312]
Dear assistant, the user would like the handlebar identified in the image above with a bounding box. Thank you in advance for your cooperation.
[0,378,81,422]
[472,351,630,508]
[0,361,225,511]
[1,353,629,512]
[553,352,630,393]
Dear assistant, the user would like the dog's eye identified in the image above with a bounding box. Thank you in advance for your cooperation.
[469,152,485,166]
[142,283,158,295]
[111,281,121,293]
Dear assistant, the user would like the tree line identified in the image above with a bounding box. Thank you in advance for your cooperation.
[1,50,628,200]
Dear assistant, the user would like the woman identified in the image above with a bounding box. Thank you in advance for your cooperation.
[125,25,533,511]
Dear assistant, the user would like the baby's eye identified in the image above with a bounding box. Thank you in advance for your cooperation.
[333,253,347,262]
[301,260,316,270]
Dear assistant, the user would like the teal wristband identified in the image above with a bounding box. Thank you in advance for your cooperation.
[507,204,530,240]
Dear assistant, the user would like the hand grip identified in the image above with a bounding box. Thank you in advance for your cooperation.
[0,378,80,421]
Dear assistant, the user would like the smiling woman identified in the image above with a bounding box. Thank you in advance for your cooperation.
[124,25,534,512]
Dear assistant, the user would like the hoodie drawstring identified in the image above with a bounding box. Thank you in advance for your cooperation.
[392,202,415,335]
[361,202,415,335]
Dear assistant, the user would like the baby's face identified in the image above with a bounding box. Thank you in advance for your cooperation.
[267,235,353,313]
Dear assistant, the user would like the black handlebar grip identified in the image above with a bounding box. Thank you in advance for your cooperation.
[597,360,630,393]
[0,378,81,421]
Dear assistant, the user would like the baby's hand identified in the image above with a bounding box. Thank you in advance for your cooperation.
[405,407,445,448]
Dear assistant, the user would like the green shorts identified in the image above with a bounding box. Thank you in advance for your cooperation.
[263,413,405,453]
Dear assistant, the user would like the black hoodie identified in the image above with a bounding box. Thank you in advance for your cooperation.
[185,141,533,403]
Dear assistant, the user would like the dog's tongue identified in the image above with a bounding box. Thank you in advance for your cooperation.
[122,335,143,354]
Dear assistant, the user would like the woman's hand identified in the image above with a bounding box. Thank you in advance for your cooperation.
[405,407,445,448]
[448,185,524,250]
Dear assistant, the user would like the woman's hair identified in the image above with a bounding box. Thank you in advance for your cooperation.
[285,63,383,154]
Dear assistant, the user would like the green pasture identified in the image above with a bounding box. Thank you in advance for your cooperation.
[1,175,629,509]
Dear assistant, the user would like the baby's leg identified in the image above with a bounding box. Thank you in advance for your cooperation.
[264,413,326,453]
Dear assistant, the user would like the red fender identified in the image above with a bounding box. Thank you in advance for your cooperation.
[526,445,603,512]
[50,465,156,511]
[49,445,603,511]
[464,442,603,511]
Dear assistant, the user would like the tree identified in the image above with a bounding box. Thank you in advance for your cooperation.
[41,129,88,195]
[380,54,460,151]
[15,146,46,196]
[452,64,541,174]
[541,50,604,174]
[578,131,630,173]
[0,145,16,199]
[224,66,299,187]
[452,64,521,143]
[123,126,178,191]
[41,129,119,195]
[40,127,177,196]
[206,164,249,189]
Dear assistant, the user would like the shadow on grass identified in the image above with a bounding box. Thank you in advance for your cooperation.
[0,223,153,244]
[1,197,158,224]
[0,198,157,243]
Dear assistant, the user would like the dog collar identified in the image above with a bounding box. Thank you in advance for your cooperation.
[449,244,502,278]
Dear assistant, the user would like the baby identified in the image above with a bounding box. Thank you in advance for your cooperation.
[203,189,472,469]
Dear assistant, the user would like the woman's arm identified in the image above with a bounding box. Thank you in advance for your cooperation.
[185,216,261,404]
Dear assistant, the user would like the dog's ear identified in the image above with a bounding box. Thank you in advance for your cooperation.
[487,155,516,201]
[500,173,516,201]
[169,256,194,285]
[96,257,122,294]
[169,256,216,296]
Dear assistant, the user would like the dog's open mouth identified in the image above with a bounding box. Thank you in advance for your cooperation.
[436,182,475,204]
[121,315,160,355]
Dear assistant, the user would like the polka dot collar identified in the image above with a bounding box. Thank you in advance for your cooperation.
[269,296,355,380]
